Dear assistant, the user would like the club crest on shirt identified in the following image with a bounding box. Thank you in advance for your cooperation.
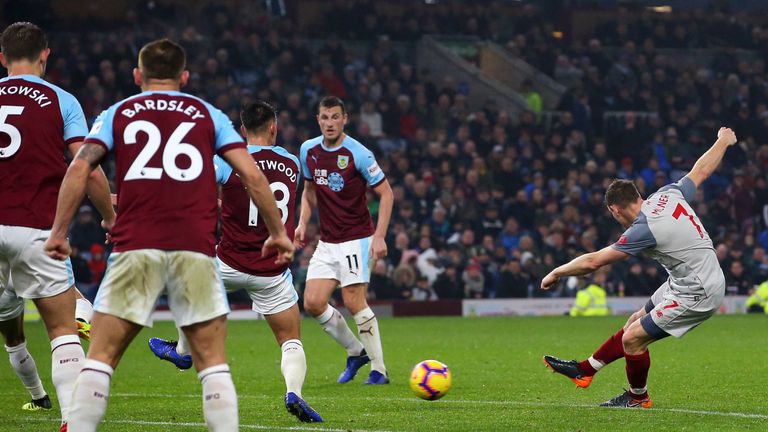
[328,172,345,192]
[337,155,349,169]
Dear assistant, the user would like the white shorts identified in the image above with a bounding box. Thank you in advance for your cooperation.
[217,258,298,315]
[641,281,724,338]
[95,249,229,328]
[306,236,373,288]
[0,225,74,300]
[0,284,24,321]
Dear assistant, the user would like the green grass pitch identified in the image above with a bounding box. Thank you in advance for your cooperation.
[1,315,767,431]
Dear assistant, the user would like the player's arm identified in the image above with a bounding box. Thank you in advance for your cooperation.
[541,246,629,290]
[68,141,115,230]
[686,127,737,188]
[295,180,316,248]
[45,143,107,260]
[370,179,393,259]
[222,147,294,264]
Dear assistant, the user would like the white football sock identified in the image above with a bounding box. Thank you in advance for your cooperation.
[50,335,84,420]
[176,328,190,356]
[315,305,364,356]
[5,341,47,399]
[199,364,238,431]
[75,297,94,323]
[353,307,386,374]
[281,339,306,397]
[68,359,112,432]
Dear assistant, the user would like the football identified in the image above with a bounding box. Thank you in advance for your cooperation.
[409,360,452,400]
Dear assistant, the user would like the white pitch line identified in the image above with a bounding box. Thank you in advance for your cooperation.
[107,393,768,421]
[21,417,394,432]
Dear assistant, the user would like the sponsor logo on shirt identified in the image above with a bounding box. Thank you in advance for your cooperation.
[367,162,382,178]
[328,172,345,192]
[314,168,329,186]
[337,155,349,169]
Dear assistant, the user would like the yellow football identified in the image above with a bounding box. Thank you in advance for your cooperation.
[409,360,452,400]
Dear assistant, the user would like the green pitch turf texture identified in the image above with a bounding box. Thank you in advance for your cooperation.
[2,315,766,431]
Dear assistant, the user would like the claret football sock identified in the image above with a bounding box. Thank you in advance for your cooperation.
[68,359,113,431]
[50,335,84,420]
[624,350,651,396]
[316,305,365,356]
[354,307,386,374]
[5,341,47,400]
[199,364,238,431]
[578,328,625,376]
[281,339,306,397]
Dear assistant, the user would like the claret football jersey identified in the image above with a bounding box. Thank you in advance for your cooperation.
[0,74,88,229]
[85,90,245,255]
[300,135,385,243]
[215,145,299,276]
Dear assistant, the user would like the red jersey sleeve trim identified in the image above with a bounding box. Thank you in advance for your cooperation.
[84,138,109,153]
[64,136,85,146]
[217,142,247,156]
[370,177,386,189]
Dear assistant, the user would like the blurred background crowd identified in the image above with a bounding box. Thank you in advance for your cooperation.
[5,0,768,304]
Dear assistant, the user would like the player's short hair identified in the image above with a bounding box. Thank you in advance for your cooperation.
[0,22,47,63]
[318,95,346,115]
[241,100,277,135]
[138,38,186,81]
[605,179,641,208]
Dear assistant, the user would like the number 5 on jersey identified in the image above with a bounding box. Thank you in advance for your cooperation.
[0,105,25,158]
[248,181,289,226]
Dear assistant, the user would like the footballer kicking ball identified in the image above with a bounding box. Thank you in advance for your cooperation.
[409,360,452,400]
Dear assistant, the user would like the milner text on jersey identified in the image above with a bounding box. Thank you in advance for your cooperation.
[120,99,206,120]
[0,85,52,107]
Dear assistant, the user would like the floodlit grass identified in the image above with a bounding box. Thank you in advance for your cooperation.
[2,315,766,431]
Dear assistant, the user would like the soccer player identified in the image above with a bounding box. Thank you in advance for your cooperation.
[296,96,394,384]
[44,39,293,431]
[0,284,93,412]
[541,127,737,408]
[0,22,114,425]
[148,100,323,422]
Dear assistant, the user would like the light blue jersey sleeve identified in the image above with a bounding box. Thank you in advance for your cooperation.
[84,105,119,150]
[203,102,244,152]
[350,143,385,186]
[55,89,88,143]
[611,212,657,256]
[299,141,312,180]
[272,146,301,185]
[213,155,233,184]
[658,176,697,203]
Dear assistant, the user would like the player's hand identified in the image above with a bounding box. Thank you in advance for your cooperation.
[717,127,737,146]
[101,217,115,244]
[294,224,307,248]
[263,234,295,265]
[44,236,72,261]
[540,272,560,290]
[370,235,388,260]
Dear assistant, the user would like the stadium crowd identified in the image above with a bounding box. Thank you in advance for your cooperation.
[6,0,768,302]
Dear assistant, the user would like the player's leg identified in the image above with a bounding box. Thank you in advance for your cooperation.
[68,312,143,431]
[337,236,387,384]
[33,288,86,425]
[74,287,93,341]
[9,226,85,424]
[341,283,388,384]
[264,304,323,423]
[0,301,51,411]
[544,286,663,388]
[69,249,166,430]
[170,251,237,431]
[181,316,238,431]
